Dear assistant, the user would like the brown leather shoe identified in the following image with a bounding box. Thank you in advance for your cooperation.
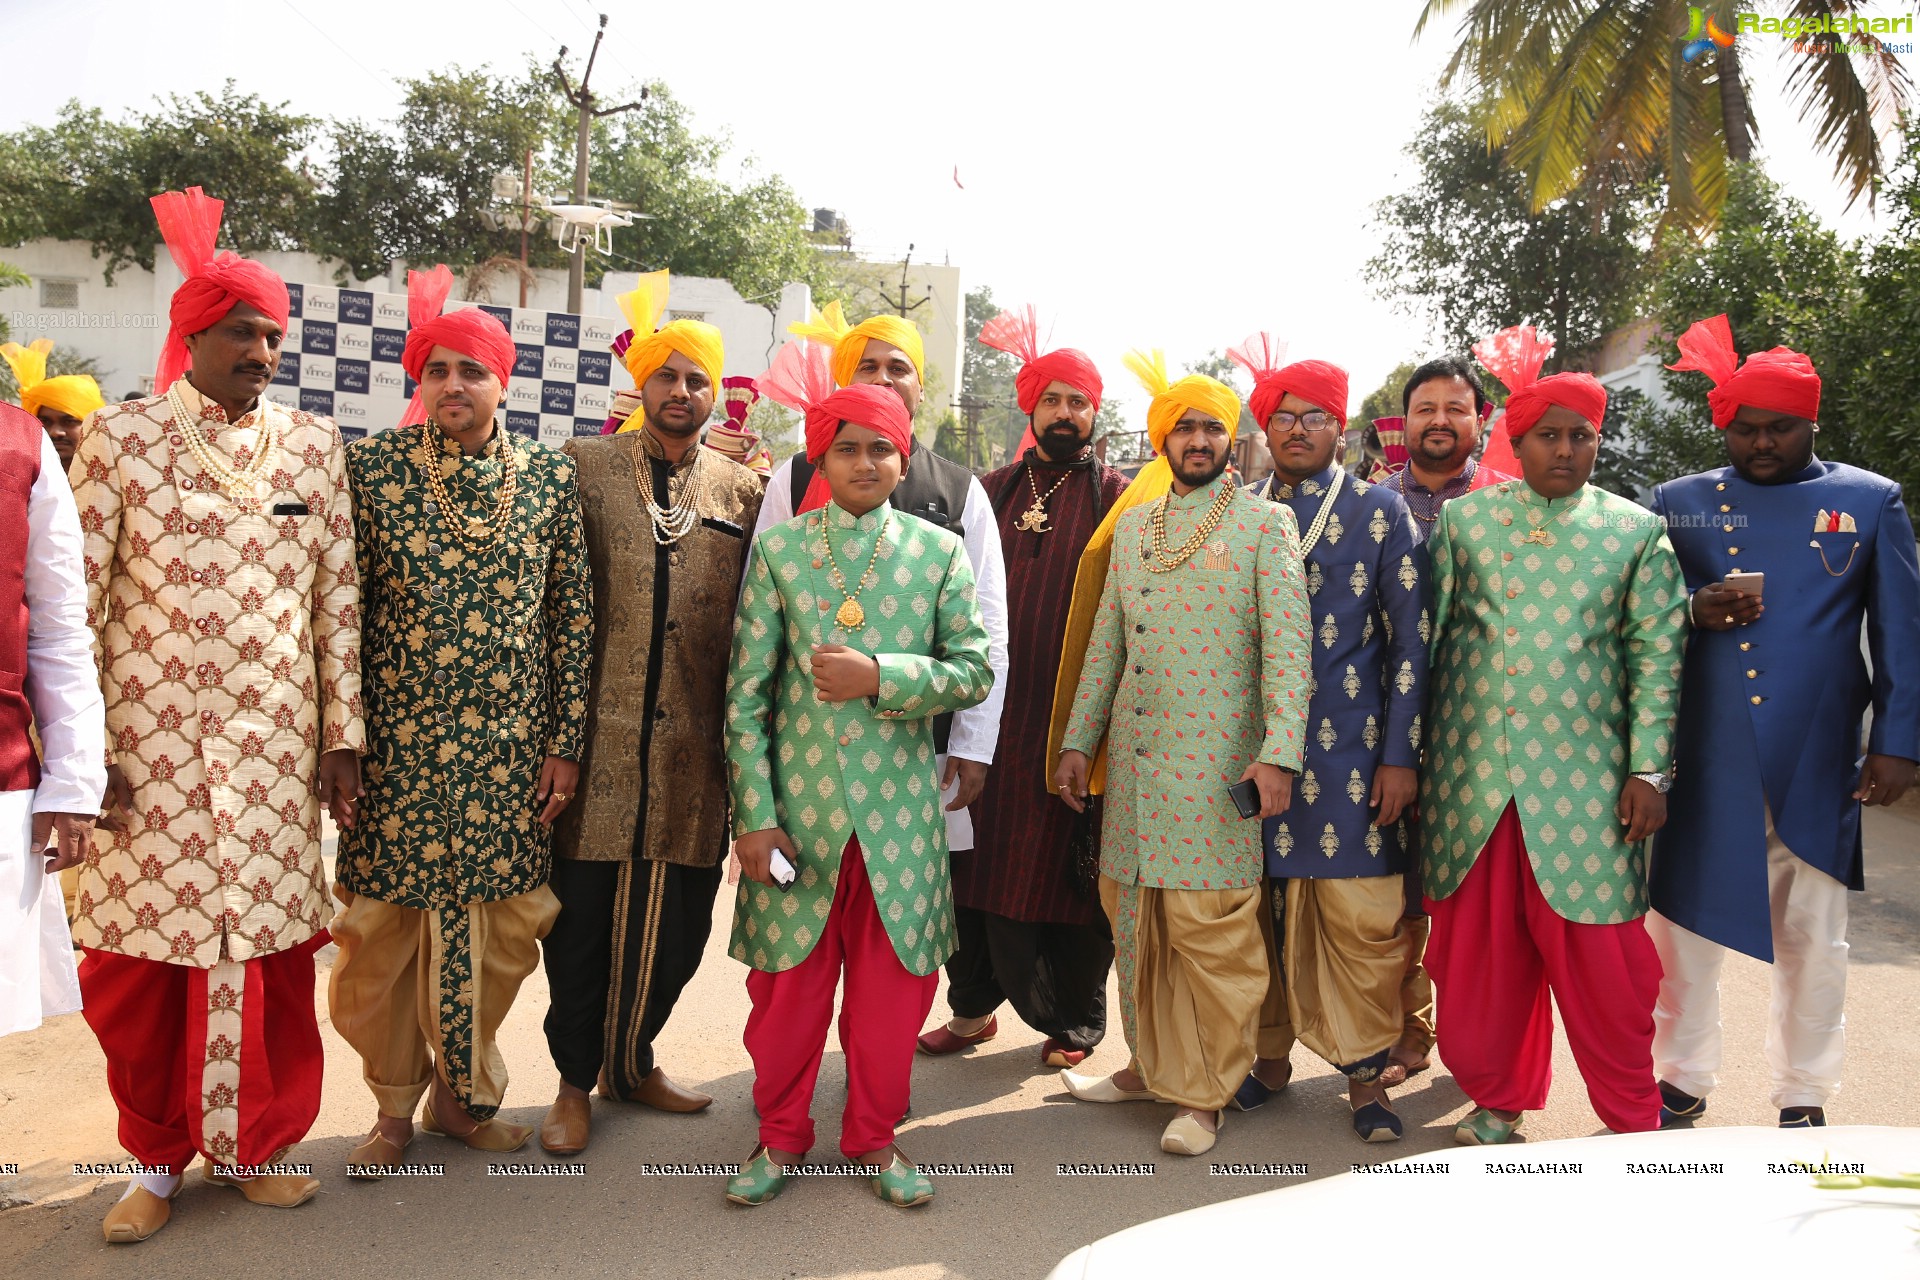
[541,1095,592,1155]
[102,1186,175,1243]
[202,1166,320,1208]
[634,1066,713,1114]
[917,1015,998,1056]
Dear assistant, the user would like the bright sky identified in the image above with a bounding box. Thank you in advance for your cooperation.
[3,0,1898,425]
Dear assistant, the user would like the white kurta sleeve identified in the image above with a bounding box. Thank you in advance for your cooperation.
[942,476,1009,766]
[24,433,106,816]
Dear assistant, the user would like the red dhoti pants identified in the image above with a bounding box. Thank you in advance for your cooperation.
[1426,802,1662,1133]
[79,936,327,1174]
[743,838,938,1160]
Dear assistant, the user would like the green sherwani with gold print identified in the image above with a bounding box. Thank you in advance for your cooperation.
[1420,480,1687,924]
[726,502,994,976]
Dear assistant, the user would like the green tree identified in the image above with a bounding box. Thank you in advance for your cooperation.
[313,68,569,281]
[1366,98,1655,364]
[1358,360,1420,425]
[591,84,832,302]
[1415,0,1912,229]
[0,87,319,281]
[956,286,1025,466]
[1642,165,1858,481]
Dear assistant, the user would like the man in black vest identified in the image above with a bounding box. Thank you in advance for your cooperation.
[751,310,1008,863]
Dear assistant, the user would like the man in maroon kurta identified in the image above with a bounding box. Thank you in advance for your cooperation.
[919,309,1128,1068]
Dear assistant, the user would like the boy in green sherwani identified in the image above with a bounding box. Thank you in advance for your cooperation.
[1421,326,1687,1145]
[722,344,993,1208]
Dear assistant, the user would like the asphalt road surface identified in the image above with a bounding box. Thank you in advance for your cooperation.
[4,802,1917,1279]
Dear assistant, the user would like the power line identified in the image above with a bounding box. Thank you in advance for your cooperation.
[278,0,394,91]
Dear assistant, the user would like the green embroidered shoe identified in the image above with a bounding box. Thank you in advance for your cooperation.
[1453,1108,1524,1146]
[725,1147,791,1206]
[868,1153,935,1208]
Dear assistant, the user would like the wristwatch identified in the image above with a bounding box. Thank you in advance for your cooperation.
[1631,771,1672,794]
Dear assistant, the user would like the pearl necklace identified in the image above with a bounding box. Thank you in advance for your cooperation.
[167,382,280,511]
[1283,469,1346,555]
[632,437,705,545]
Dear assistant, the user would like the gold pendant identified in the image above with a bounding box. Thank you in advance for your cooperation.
[1203,540,1232,570]
[1525,527,1556,547]
[1016,502,1050,534]
[835,599,866,629]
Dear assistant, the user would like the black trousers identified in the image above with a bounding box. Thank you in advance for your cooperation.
[541,856,723,1097]
[942,905,1113,1051]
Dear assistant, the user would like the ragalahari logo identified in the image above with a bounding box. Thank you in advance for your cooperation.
[1682,6,1737,62]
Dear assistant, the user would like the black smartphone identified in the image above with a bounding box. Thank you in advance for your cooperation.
[1227,778,1261,819]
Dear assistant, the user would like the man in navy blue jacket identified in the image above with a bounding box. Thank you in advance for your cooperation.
[1649,315,1920,1128]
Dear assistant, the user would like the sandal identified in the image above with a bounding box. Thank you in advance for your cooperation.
[725,1146,793,1206]
[1453,1107,1524,1146]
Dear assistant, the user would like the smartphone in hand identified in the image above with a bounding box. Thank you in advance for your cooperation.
[1227,777,1261,820]
[769,849,798,892]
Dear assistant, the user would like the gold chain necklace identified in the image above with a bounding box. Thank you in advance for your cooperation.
[1141,477,1237,573]
[632,438,705,545]
[166,382,280,511]
[1015,463,1072,534]
[415,422,519,550]
[820,507,890,629]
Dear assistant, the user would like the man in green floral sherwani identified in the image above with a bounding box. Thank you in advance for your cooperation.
[328,283,593,1174]
[722,345,992,1209]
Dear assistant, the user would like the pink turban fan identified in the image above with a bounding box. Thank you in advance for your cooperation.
[398,265,516,427]
[1667,314,1822,428]
[756,340,914,514]
[150,187,292,391]
[1472,326,1608,438]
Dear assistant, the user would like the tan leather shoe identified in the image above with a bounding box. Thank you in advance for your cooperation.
[634,1066,713,1114]
[541,1095,592,1155]
[102,1187,175,1243]
[1160,1109,1223,1156]
[346,1129,411,1180]
[202,1166,321,1208]
[420,1099,534,1152]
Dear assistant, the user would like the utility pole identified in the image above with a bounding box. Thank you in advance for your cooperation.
[553,14,646,315]
[883,243,931,320]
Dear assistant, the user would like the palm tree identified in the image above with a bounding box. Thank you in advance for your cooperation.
[1415,0,1913,231]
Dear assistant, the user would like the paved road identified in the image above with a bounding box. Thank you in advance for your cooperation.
[4,803,1918,1279]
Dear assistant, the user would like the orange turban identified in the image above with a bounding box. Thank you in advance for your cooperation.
[616,270,725,427]
[1,338,104,422]
[1667,314,1822,428]
[788,301,925,388]
[149,186,290,391]
[1472,325,1607,438]
[1122,348,1241,454]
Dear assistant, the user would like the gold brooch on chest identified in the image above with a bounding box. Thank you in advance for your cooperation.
[1524,527,1556,547]
[1203,541,1232,570]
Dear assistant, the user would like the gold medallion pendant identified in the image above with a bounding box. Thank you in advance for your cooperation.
[1016,502,1050,534]
[835,599,867,629]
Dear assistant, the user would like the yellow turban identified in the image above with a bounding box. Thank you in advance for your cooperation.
[787,300,925,388]
[1044,349,1242,794]
[1,338,104,423]
[615,270,724,431]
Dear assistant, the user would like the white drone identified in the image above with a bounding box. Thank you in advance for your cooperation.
[486,172,643,254]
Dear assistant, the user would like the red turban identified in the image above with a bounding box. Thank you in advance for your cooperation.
[1667,314,1822,429]
[1228,334,1350,429]
[398,265,516,427]
[976,304,1103,459]
[1472,326,1607,438]
[150,187,291,392]
[757,340,914,514]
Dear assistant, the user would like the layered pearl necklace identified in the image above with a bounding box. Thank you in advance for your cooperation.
[632,437,706,545]
[167,382,280,512]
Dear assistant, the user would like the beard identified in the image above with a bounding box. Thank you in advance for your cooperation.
[1172,447,1230,487]
[1035,418,1090,461]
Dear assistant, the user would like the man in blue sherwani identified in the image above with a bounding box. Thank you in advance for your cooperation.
[1227,344,1431,1142]
[1650,315,1920,1128]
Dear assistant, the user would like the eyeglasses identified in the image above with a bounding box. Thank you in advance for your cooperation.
[1269,411,1339,435]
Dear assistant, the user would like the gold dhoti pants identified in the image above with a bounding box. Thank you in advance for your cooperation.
[1255,875,1405,1072]
[328,884,559,1121]
[1100,874,1267,1111]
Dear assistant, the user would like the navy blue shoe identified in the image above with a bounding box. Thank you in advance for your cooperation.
[1658,1081,1706,1127]
[1350,1100,1403,1142]
[1779,1106,1827,1128]
[1231,1073,1278,1112]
